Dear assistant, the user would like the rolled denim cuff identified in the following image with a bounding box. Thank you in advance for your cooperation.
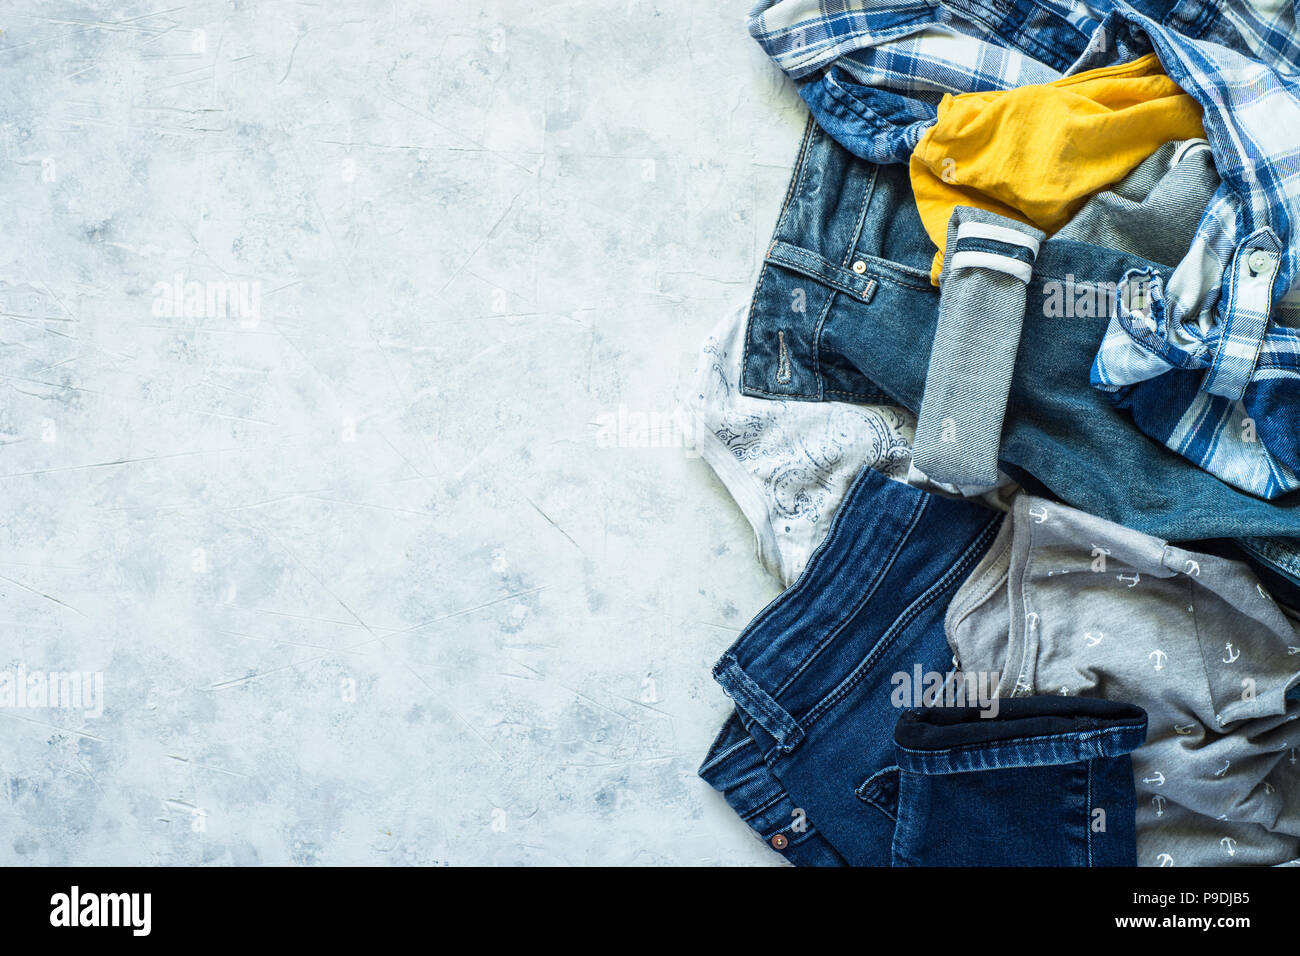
[893,696,1148,775]
[912,208,1046,489]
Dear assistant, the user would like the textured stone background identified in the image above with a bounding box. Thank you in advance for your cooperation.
[0,1,806,864]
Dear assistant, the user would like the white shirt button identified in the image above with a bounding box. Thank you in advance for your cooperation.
[1248,250,1273,273]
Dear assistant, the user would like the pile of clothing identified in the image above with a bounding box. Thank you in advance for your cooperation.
[691,0,1300,867]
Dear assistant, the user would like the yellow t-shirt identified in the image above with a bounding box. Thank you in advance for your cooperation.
[910,52,1205,284]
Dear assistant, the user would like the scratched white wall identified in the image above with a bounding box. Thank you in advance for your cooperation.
[0,1,807,864]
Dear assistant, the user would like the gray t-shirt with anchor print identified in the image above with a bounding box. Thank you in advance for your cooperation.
[946,494,1300,867]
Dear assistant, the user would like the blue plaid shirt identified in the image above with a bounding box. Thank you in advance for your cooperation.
[749,0,1300,498]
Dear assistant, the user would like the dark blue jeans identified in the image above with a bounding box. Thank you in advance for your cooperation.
[699,464,1144,865]
[738,116,1300,584]
[885,698,1145,866]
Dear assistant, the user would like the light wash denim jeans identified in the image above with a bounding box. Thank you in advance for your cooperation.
[738,115,1300,587]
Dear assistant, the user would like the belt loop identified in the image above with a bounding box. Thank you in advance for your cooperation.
[911,208,1045,489]
[1201,231,1281,401]
[711,654,805,754]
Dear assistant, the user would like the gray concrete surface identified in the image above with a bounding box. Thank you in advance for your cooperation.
[0,1,807,864]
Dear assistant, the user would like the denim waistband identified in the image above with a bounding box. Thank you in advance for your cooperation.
[696,712,847,863]
[893,697,1150,775]
[698,710,847,865]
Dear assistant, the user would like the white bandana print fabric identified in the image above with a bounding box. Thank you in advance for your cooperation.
[687,305,915,585]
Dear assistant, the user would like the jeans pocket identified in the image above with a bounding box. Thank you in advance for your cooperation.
[855,765,900,823]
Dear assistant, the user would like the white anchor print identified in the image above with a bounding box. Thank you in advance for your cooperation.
[1151,795,1166,817]
[1117,572,1141,587]
[1220,836,1237,857]
[1025,612,1040,631]
[1264,782,1276,795]
[1157,853,1174,867]
[1084,631,1104,647]
[1221,642,1241,664]
[1290,747,1299,766]
[1028,506,1048,524]
[1214,760,1231,778]
[1148,649,1167,671]
[1183,559,1200,576]
[1143,771,1166,786]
